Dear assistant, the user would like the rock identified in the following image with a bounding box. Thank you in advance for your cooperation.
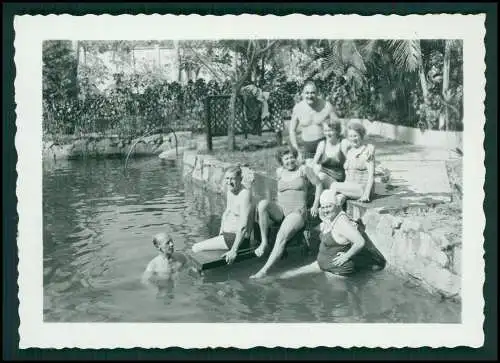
[209,165,226,193]
[201,159,211,182]
[95,138,114,154]
[432,230,458,250]
[418,264,461,298]
[159,146,188,159]
[142,134,162,144]
[86,140,97,155]
[391,217,403,230]
[71,139,88,155]
[361,210,382,231]
[404,229,421,261]
[183,151,197,168]
[196,140,209,152]
[401,220,422,233]
[375,214,394,236]
[242,167,255,188]
[155,141,172,154]
[390,236,413,266]
[191,156,203,181]
[452,246,462,275]
[432,251,450,268]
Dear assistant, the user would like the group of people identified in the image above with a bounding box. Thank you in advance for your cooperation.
[190,81,384,280]
[142,81,384,289]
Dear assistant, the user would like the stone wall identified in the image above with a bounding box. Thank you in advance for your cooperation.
[361,210,461,299]
[43,131,194,161]
[182,150,461,300]
[182,151,256,194]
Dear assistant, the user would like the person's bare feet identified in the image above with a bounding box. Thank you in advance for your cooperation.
[254,244,267,257]
[250,270,267,279]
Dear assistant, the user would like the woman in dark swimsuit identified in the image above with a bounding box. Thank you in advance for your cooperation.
[312,119,350,188]
[279,189,385,279]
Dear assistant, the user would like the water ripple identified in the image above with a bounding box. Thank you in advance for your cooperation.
[43,159,461,323]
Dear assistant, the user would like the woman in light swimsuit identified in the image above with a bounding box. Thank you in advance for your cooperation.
[289,81,340,162]
[312,119,351,189]
[330,120,375,203]
[250,146,323,279]
[279,189,385,280]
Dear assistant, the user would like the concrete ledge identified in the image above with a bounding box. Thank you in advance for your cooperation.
[359,119,462,150]
[283,118,463,150]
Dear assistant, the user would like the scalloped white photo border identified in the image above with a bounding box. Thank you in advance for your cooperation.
[14,14,486,349]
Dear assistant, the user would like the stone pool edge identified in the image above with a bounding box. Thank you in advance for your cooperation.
[43,131,194,161]
[182,150,461,302]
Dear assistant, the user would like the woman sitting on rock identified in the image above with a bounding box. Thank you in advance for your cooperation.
[279,189,386,280]
[250,146,323,279]
[330,120,375,203]
[312,118,350,188]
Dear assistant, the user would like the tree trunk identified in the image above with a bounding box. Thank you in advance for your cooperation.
[418,64,428,100]
[228,87,238,151]
[173,40,181,82]
[418,62,431,129]
[74,41,81,98]
[132,47,135,72]
[227,53,240,151]
[442,40,451,130]
[260,57,266,87]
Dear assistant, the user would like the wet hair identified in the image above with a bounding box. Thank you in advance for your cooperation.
[275,146,298,165]
[225,165,242,179]
[323,119,343,138]
[347,120,367,139]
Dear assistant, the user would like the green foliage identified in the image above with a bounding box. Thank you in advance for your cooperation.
[303,39,463,130]
[42,39,464,138]
[42,40,79,134]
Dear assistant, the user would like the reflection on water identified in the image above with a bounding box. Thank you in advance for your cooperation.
[43,157,460,323]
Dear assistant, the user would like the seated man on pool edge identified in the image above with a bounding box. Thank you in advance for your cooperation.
[191,165,253,264]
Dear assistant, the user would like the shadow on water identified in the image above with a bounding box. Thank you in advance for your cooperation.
[43,157,461,323]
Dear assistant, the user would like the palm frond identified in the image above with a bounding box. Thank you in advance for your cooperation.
[340,40,367,74]
[388,40,422,73]
[359,40,379,61]
[321,52,345,78]
[345,66,366,90]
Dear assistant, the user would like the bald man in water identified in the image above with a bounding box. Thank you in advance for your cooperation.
[141,232,186,290]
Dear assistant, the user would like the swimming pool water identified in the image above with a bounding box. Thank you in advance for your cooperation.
[43,157,460,323]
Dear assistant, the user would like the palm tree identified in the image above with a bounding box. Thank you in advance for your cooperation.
[304,39,463,130]
[441,40,462,130]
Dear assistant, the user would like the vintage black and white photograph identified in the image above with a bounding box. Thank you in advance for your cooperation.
[15,14,485,348]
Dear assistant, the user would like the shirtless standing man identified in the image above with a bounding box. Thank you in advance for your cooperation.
[191,166,253,265]
[289,81,341,163]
